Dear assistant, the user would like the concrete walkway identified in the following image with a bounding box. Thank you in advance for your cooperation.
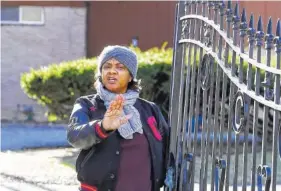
[0,148,79,191]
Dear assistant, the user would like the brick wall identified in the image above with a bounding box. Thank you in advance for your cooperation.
[1,7,86,122]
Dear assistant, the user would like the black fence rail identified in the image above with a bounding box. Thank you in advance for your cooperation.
[167,1,281,191]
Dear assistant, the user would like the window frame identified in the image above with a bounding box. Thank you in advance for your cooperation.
[1,6,45,25]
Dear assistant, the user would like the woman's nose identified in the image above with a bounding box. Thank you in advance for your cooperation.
[108,67,117,74]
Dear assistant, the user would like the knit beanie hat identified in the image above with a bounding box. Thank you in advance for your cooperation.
[98,45,138,79]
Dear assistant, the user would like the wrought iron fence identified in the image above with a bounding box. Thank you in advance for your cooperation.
[166,1,281,191]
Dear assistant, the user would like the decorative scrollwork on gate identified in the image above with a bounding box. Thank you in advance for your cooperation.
[257,165,271,191]
[261,72,275,100]
[181,19,189,40]
[232,91,248,134]
[203,24,212,47]
[200,54,214,90]
[183,153,193,191]
[215,158,226,191]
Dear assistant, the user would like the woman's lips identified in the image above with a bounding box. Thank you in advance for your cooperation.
[107,77,117,84]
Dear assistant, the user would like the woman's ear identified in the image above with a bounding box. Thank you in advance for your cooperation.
[98,76,102,82]
[94,76,102,88]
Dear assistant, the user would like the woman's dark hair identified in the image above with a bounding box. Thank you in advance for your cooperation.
[94,75,142,92]
[127,79,142,92]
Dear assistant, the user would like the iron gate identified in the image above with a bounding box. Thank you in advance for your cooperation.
[166,1,281,191]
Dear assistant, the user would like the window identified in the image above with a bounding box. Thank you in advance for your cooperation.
[1,6,44,25]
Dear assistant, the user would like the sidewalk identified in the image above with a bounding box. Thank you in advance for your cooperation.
[0,148,79,191]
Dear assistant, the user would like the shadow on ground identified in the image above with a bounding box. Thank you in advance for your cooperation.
[1,173,53,191]
[53,148,80,169]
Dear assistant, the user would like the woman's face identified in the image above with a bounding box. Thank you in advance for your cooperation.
[101,58,132,94]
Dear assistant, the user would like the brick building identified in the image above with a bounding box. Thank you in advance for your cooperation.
[1,1,86,121]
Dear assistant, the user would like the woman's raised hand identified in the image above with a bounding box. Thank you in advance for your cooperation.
[102,95,132,131]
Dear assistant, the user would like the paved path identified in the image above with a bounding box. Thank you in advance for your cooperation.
[0,148,79,191]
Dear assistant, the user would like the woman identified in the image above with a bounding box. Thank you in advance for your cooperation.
[67,45,170,191]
